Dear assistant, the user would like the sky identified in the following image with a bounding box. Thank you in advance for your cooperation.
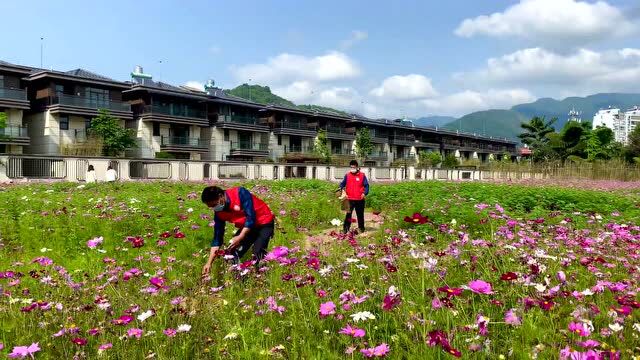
[1,0,639,118]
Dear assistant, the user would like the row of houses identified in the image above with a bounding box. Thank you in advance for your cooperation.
[0,60,517,166]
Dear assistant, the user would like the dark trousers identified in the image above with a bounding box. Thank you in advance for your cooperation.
[233,221,274,264]
[343,200,365,233]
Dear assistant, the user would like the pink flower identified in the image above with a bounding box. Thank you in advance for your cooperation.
[149,277,165,288]
[556,271,566,283]
[111,315,133,325]
[71,338,88,346]
[98,343,112,352]
[432,297,443,309]
[338,324,366,338]
[568,322,591,337]
[382,294,401,311]
[361,343,390,357]
[504,309,521,326]
[164,328,177,337]
[468,280,493,294]
[8,343,40,359]
[319,301,336,317]
[577,340,600,348]
[127,328,143,339]
[87,236,104,249]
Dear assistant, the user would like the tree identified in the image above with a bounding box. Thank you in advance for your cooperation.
[418,150,441,168]
[518,116,557,149]
[0,112,7,141]
[442,154,459,168]
[313,129,331,163]
[624,125,640,163]
[89,109,137,156]
[354,127,373,161]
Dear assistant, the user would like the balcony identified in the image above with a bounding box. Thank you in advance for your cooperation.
[390,134,417,146]
[140,105,208,126]
[331,148,354,157]
[325,126,355,140]
[393,153,417,165]
[38,94,133,119]
[273,122,318,137]
[0,126,29,145]
[367,151,389,160]
[282,145,320,162]
[229,141,270,157]
[216,115,269,132]
[284,145,315,154]
[370,130,389,143]
[160,136,209,152]
[0,87,30,110]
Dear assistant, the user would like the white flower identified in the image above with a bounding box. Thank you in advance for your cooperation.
[76,185,85,189]
[97,249,107,253]
[129,198,140,204]
[177,324,191,333]
[224,332,239,340]
[632,323,640,332]
[319,266,333,277]
[137,310,154,322]
[388,286,399,297]
[350,311,376,322]
[40,248,51,253]
[330,218,342,227]
[534,284,546,292]
[356,264,369,270]
[187,208,194,213]
[609,323,624,332]
[581,289,594,296]
[450,219,457,225]
[345,258,359,263]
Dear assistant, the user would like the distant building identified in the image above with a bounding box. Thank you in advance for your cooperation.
[592,106,640,145]
[567,108,582,123]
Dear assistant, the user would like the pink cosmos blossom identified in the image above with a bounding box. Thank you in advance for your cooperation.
[382,294,401,311]
[339,324,366,338]
[149,277,165,288]
[361,343,390,358]
[8,343,40,359]
[98,343,112,352]
[468,280,493,294]
[319,301,336,317]
[127,328,143,339]
[504,309,521,326]
[556,271,566,283]
[568,322,591,337]
[71,338,88,346]
[577,340,600,348]
[87,236,104,249]
[164,328,177,337]
[111,315,134,325]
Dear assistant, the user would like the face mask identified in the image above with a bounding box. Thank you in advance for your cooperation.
[212,203,225,212]
[351,169,358,174]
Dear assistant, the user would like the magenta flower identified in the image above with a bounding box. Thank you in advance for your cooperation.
[8,343,40,359]
[556,271,566,283]
[568,322,591,337]
[468,280,493,294]
[164,328,177,337]
[86,236,104,249]
[577,340,600,348]
[338,324,365,338]
[98,343,112,352]
[111,315,134,325]
[504,309,521,326]
[361,343,390,358]
[149,277,165,288]
[382,294,401,311]
[71,338,88,346]
[127,328,143,339]
[319,301,336,317]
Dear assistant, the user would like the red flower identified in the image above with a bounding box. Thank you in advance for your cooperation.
[160,231,171,238]
[500,272,518,281]
[611,306,632,316]
[382,294,401,311]
[539,299,554,311]
[307,257,320,270]
[444,346,462,358]
[384,263,397,273]
[173,231,185,238]
[404,213,430,224]
[438,286,463,297]
[126,236,144,248]
[71,338,87,346]
[427,330,450,348]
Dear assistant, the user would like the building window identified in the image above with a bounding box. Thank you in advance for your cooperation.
[59,116,69,130]
[224,129,229,141]
[84,118,92,130]
[153,122,160,136]
[277,136,282,146]
[0,75,4,88]
[55,84,65,95]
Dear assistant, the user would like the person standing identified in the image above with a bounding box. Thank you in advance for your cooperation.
[105,165,117,182]
[200,185,275,277]
[85,165,96,183]
[339,160,369,234]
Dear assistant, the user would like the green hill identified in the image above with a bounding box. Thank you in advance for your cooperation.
[443,110,527,140]
[413,116,456,128]
[225,84,348,115]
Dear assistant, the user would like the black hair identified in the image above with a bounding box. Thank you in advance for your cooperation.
[349,160,359,167]
[88,165,94,171]
[201,186,226,203]
[107,166,113,170]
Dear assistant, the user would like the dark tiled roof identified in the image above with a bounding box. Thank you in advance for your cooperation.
[64,68,116,82]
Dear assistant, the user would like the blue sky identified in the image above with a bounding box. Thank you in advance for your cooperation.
[1,0,639,117]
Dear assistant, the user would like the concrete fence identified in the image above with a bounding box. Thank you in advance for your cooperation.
[0,154,546,183]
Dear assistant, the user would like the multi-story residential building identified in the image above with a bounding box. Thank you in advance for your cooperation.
[624,107,640,141]
[592,106,640,145]
[24,67,133,155]
[0,61,31,154]
[0,59,517,164]
[123,67,209,160]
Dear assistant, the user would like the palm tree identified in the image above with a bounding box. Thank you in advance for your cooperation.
[518,116,557,148]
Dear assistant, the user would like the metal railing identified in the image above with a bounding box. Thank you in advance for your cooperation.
[392,135,416,142]
[375,168,391,179]
[331,148,353,156]
[0,87,27,100]
[160,136,208,148]
[325,126,355,135]
[129,161,172,179]
[218,164,248,179]
[143,105,206,119]
[0,126,28,138]
[284,145,315,153]
[49,94,131,112]
[6,157,66,178]
[368,151,388,159]
[219,115,259,125]
[230,142,269,151]
[275,122,317,131]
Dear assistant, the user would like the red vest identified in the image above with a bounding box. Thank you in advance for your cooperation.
[215,187,274,228]
[345,171,366,200]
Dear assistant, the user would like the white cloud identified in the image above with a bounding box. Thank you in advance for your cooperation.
[231,51,360,85]
[183,81,204,91]
[370,74,438,100]
[421,89,536,116]
[340,30,368,50]
[455,0,637,47]
[457,47,640,93]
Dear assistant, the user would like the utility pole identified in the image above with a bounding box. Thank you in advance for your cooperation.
[248,78,252,102]
[40,37,44,68]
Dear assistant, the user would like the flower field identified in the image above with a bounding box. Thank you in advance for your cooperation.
[1,180,640,359]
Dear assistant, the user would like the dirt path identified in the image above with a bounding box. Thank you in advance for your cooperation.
[303,211,386,250]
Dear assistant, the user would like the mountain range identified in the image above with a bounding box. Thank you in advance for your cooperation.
[224,84,640,141]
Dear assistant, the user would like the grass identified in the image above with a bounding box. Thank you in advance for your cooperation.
[0,180,639,359]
